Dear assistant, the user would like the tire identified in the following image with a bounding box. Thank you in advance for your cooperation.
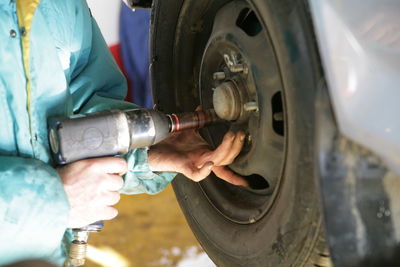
[150,0,331,266]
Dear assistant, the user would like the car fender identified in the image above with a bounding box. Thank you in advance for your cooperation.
[308,0,400,175]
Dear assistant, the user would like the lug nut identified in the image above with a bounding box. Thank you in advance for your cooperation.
[223,53,248,74]
[213,72,226,80]
[244,101,258,112]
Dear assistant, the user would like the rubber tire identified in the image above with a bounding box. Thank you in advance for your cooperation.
[150,0,328,266]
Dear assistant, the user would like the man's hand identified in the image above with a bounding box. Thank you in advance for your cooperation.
[148,129,248,186]
[57,157,127,228]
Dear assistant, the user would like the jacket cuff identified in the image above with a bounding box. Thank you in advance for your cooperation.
[120,148,177,195]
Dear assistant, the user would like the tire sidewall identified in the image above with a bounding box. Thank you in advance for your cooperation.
[151,0,323,266]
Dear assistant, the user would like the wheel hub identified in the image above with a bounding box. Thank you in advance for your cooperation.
[213,81,242,121]
[197,0,287,224]
[213,80,255,121]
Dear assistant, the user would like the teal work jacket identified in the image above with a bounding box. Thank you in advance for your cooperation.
[0,0,175,265]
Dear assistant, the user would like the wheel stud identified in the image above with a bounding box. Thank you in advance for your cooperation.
[244,101,258,112]
[223,53,248,74]
[213,72,226,80]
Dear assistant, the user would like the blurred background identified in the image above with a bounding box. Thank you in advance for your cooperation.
[86,185,214,267]
[84,1,215,266]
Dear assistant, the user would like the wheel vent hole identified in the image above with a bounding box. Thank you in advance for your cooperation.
[236,8,262,37]
[244,174,269,190]
[318,253,330,258]
[272,91,284,136]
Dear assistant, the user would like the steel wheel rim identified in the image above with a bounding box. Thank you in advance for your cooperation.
[198,0,288,224]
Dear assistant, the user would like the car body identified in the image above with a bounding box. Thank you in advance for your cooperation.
[310,0,400,175]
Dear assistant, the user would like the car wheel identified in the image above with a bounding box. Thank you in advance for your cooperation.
[151,0,331,266]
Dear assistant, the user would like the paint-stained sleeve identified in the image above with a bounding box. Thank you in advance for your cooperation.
[67,0,176,195]
[0,156,69,265]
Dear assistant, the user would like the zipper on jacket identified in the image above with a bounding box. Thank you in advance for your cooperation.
[15,0,40,156]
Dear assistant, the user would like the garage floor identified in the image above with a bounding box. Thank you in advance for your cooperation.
[86,185,215,267]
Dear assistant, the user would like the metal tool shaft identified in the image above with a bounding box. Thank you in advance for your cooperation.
[168,109,219,133]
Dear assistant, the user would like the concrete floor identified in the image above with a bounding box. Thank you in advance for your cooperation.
[86,185,214,267]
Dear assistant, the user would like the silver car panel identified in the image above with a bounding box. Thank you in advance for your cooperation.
[309,0,400,175]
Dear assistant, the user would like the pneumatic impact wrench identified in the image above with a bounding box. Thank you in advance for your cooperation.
[48,108,219,266]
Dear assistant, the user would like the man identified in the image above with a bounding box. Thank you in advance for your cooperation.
[119,4,153,108]
[0,0,246,265]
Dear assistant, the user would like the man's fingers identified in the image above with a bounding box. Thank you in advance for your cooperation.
[101,174,125,191]
[100,206,119,221]
[209,132,236,165]
[90,157,128,175]
[219,131,245,165]
[99,191,121,206]
[209,131,245,166]
[212,166,248,187]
